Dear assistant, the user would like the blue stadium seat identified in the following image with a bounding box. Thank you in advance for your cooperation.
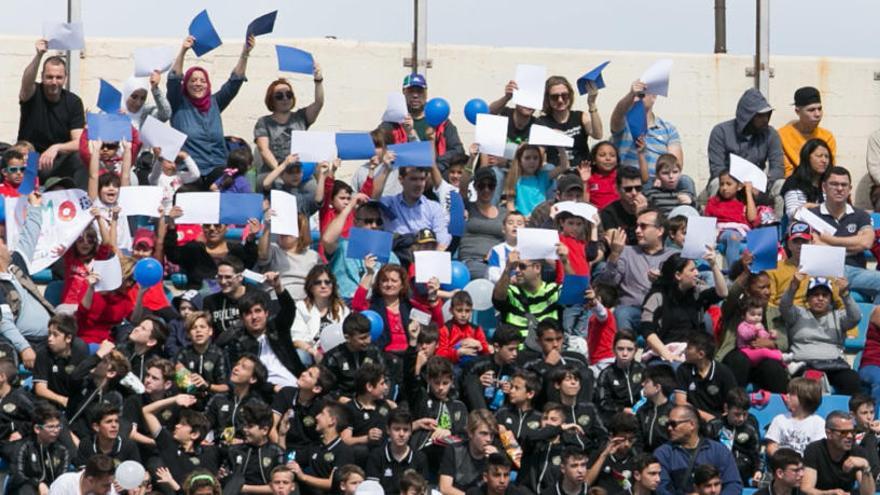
[88,343,100,355]
[855,351,863,370]
[742,489,757,495]
[845,303,874,352]
[852,291,869,304]
[32,268,54,284]
[750,393,788,438]
[43,280,65,307]
[170,273,188,290]
[816,394,851,417]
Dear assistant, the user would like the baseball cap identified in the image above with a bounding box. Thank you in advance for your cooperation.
[787,221,812,241]
[403,73,427,89]
[794,86,821,107]
[556,173,584,193]
[807,277,832,293]
[668,205,699,220]
[474,168,497,185]
[133,228,156,249]
[415,228,437,244]
[41,176,74,192]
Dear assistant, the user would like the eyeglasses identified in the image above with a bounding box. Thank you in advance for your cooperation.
[636,222,657,231]
[550,92,570,101]
[5,167,25,174]
[313,279,333,286]
[666,419,692,429]
[358,217,383,227]
[38,423,62,431]
[476,181,496,190]
[622,185,643,193]
[829,428,855,437]
[273,91,294,101]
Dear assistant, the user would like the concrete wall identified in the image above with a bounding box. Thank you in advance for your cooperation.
[2,35,879,205]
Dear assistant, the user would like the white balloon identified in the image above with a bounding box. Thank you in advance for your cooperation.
[464,278,495,311]
[115,460,145,490]
[442,299,453,322]
[356,480,386,495]
[319,323,345,352]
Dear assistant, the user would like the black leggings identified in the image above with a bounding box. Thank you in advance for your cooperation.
[814,368,862,395]
[723,349,790,393]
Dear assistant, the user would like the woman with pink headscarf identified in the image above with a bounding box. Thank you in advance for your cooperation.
[167,34,255,179]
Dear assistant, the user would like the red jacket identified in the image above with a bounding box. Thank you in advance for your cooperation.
[437,321,490,363]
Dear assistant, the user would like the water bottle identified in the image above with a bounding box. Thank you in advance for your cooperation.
[490,375,509,410]
[285,451,296,464]
[631,393,648,414]
[483,371,497,402]
[719,427,733,450]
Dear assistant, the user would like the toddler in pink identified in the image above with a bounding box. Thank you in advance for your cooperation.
[736,300,791,365]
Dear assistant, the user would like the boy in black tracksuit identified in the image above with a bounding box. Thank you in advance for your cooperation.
[173,310,230,402]
[290,400,355,495]
[595,330,645,423]
[459,325,522,412]
[553,364,607,453]
[521,321,594,407]
[272,365,335,461]
[366,408,428,495]
[340,362,396,465]
[635,364,677,453]
[586,412,643,494]
[205,353,269,446]
[494,369,543,444]
[66,341,131,441]
[704,388,762,485]
[72,403,141,468]
[33,313,89,411]
[518,402,586,495]
[8,403,70,495]
[411,357,468,471]
[222,402,285,494]
[323,313,387,397]
[119,315,168,382]
[0,358,36,458]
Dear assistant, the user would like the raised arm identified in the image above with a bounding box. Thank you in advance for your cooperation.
[610,81,644,133]
[231,35,255,79]
[149,71,172,122]
[582,83,603,140]
[20,39,47,103]
[142,394,196,437]
[120,140,132,187]
[489,80,516,115]
[261,155,297,189]
[321,193,367,257]
[87,140,101,200]
[171,36,193,78]
[304,63,324,125]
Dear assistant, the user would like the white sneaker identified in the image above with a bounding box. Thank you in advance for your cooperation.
[782,352,793,363]
[787,361,806,376]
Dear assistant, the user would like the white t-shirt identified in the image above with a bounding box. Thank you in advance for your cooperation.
[49,471,119,495]
[257,333,298,389]
[765,413,826,455]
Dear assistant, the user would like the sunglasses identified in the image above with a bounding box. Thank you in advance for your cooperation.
[273,91,294,101]
[476,181,496,190]
[622,185,643,193]
[829,428,855,437]
[358,217,383,227]
[203,224,224,231]
[516,263,532,270]
[4,167,25,174]
[550,92,570,101]
[101,143,119,151]
[313,279,333,286]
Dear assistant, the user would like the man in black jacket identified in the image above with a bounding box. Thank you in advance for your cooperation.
[9,402,70,495]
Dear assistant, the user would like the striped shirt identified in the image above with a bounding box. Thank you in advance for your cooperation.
[612,116,681,172]
[493,282,561,339]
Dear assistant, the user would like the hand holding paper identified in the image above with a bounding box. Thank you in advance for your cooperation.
[729,154,768,193]
[681,216,717,259]
[511,64,547,110]
[414,251,452,284]
[140,116,187,161]
[290,131,337,162]
[43,21,85,51]
[799,244,846,278]
[516,228,560,261]
[474,114,508,157]
[528,125,574,148]
[134,46,176,77]
[92,257,122,292]
[640,59,673,97]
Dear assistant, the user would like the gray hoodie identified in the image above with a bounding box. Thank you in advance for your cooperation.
[707,88,784,181]
[781,287,860,362]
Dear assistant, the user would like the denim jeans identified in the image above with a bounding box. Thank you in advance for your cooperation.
[562,305,590,338]
[844,265,880,303]
[615,305,643,333]
[717,230,742,270]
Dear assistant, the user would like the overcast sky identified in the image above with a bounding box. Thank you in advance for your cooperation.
[2,0,877,59]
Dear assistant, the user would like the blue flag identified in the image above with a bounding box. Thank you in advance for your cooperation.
[347,227,393,263]
[247,11,277,37]
[389,141,434,168]
[97,79,122,113]
[746,226,779,273]
[17,152,40,195]
[576,61,610,94]
[626,100,647,139]
[275,45,315,75]
[218,193,263,225]
[189,10,222,57]
[559,274,590,306]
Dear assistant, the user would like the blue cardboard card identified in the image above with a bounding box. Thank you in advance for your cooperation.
[346,227,393,264]
[746,226,779,273]
[17,152,40,195]
[218,193,263,225]
[336,133,376,160]
[87,113,132,143]
[97,79,122,114]
[275,45,314,75]
[189,10,222,57]
[576,60,610,94]
[448,191,465,237]
[559,274,590,306]
[389,141,434,168]
[247,11,277,37]
[626,100,647,139]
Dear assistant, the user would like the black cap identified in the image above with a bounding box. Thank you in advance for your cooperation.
[557,173,585,193]
[473,168,497,185]
[794,86,821,107]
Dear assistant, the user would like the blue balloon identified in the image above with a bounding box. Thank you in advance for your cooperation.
[442,261,471,291]
[425,98,451,127]
[464,98,489,125]
[133,257,163,287]
[361,310,384,342]
[300,162,317,181]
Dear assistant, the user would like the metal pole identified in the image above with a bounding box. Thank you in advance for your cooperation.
[714,0,726,54]
[66,0,82,94]
[412,0,427,74]
[754,0,770,97]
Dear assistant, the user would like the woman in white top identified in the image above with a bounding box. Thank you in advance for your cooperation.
[290,265,350,365]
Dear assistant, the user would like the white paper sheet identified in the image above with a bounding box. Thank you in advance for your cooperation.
[681,216,717,259]
[92,257,122,292]
[528,124,574,148]
[474,114,509,157]
[794,208,837,236]
[516,228,560,261]
[290,131,337,163]
[175,193,220,224]
[511,64,547,110]
[554,201,599,224]
[414,251,452,284]
[242,269,266,284]
[729,154,768,193]
[640,59,673,97]
[140,116,187,161]
[133,46,176,77]
[118,186,163,217]
[409,308,432,326]
[43,21,85,50]
[381,93,408,124]
[799,244,846,278]
[270,190,300,237]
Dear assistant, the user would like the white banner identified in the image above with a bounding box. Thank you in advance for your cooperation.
[5,189,95,274]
